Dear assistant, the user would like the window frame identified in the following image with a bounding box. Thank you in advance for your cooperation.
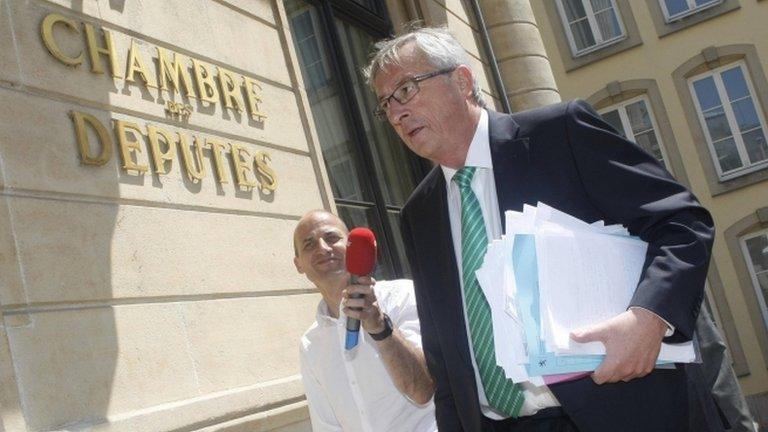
[554,0,627,57]
[598,94,671,169]
[659,0,723,22]
[688,61,768,182]
[287,0,428,279]
[740,228,768,332]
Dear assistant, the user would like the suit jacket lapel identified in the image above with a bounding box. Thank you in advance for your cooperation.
[488,110,530,219]
[414,168,475,370]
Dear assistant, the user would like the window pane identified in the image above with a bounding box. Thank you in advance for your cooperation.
[722,67,750,102]
[286,1,374,202]
[337,205,395,280]
[695,0,719,6]
[731,98,761,132]
[703,106,732,142]
[664,0,690,16]
[746,235,768,273]
[590,0,613,10]
[334,19,419,207]
[570,19,596,51]
[601,110,626,136]
[742,129,768,164]
[594,9,622,40]
[693,77,722,111]
[626,100,653,134]
[562,0,588,21]
[712,137,743,172]
[634,130,664,162]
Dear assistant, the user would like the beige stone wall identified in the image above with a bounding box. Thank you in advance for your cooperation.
[530,0,768,396]
[0,0,333,430]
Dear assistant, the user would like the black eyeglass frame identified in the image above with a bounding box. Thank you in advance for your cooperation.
[373,67,457,120]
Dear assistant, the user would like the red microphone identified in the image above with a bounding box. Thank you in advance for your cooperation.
[345,228,377,349]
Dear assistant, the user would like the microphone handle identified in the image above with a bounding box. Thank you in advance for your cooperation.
[345,274,364,349]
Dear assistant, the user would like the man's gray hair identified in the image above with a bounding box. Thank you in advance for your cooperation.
[363,26,485,107]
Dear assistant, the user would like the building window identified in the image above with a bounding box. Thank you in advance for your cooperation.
[287,0,425,279]
[599,95,669,167]
[689,62,768,181]
[660,0,723,22]
[741,229,768,331]
[555,0,626,56]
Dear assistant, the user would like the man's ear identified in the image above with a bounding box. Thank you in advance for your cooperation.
[294,256,305,274]
[455,65,473,96]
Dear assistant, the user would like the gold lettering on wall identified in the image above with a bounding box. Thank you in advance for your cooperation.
[207,138,230,184]
[178,134,207,182]
[146,125,176,174]
[45,10,280,197]
[115,120,149,172]
[192,59,220,105]
[69,112,278,191]
[157,47,195,98]
[71,111,112,165]
[83,23,122,78]
[42,13,269,121]
[41,14,83,67]
[231,143,258,188]
[125,39,157,88]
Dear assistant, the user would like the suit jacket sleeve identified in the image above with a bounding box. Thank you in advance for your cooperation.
[564,99,715,342]
[400,211,464,431]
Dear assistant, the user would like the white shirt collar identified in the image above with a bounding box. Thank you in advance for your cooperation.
[315,298,337,325]
[441,109,491,183]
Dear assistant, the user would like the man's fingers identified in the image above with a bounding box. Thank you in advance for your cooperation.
[570,324,605,344]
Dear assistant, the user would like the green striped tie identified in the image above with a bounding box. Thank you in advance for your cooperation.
[453,166,524,418]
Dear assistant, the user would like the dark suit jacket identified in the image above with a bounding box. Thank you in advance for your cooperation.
[400,100,715,432]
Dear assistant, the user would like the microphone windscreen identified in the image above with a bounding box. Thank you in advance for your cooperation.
[346,228,377,276]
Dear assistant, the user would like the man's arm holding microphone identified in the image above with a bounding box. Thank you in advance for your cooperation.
[343,277,436,405]
[342,228,435,405]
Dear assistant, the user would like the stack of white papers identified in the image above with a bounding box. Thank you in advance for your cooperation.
[475,202,696,385]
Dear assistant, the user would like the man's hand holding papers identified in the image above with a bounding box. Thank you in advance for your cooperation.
[570,307,668,384]
[475,202,696,389]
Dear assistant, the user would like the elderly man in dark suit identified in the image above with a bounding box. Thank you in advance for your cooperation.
[364,27,717,431]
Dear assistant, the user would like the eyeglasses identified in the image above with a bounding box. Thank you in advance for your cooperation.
[373,67,456,121]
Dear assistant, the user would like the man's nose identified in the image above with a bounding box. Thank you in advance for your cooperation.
[387,99,409,125]
[317,238,333,251]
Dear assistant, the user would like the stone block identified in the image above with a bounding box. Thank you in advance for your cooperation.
[217,0,276,26]
[0,0,20,86]
[179,294,318,394]
[5,296,316,431]
[5,304,198,430]
[488,22,547,60]
[499,55,557,92]
[5,197,311,303]
[480,0,537,28]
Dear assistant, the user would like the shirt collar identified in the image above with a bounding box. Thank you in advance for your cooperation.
[315,298,338,325]
[441,109,491,183]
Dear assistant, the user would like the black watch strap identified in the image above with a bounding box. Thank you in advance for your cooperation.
[369,313,393,341]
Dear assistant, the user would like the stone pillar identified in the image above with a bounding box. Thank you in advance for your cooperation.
[479,0,560,111]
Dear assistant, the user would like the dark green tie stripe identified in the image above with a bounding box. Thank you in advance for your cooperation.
[452,166,524,418]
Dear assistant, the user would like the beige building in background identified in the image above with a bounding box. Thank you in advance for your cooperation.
[1,0,766,430]
[527,0,768,420]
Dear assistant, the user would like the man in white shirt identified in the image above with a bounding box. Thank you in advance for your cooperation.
[294,210,437,432]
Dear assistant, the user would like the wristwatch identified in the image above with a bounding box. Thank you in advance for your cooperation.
[368,313,393,341]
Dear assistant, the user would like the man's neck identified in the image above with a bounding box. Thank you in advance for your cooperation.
[438,104,483,169]
[317,275,348,319]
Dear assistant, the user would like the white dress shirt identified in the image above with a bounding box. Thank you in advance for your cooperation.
[299,279,437,432]
[441,109,560,419]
